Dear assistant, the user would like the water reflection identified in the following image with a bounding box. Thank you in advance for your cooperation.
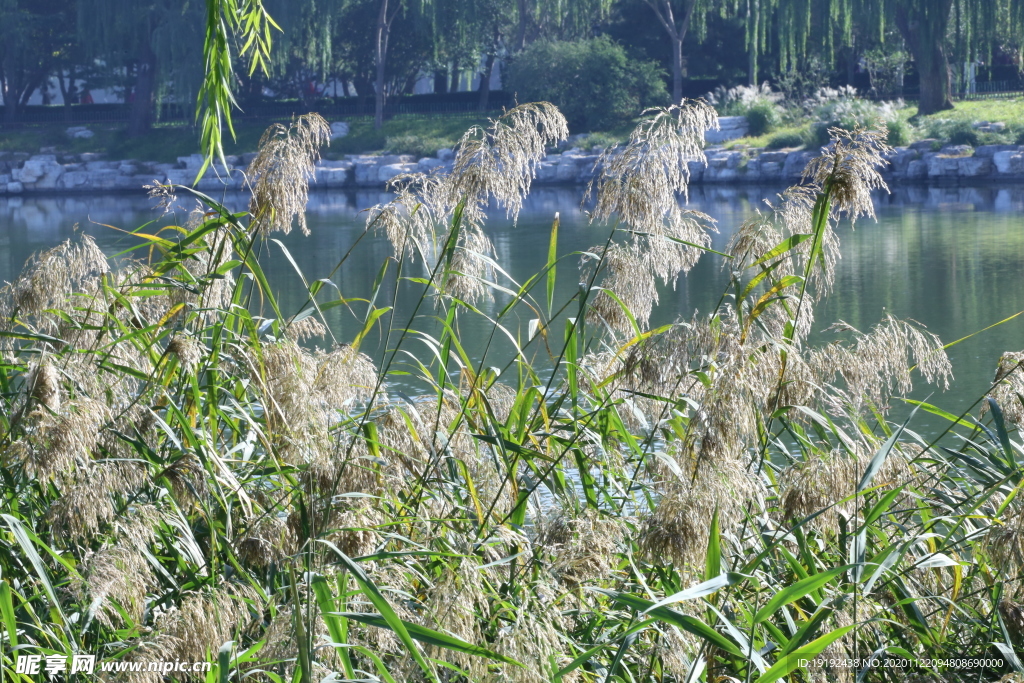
[2,183,1024,432]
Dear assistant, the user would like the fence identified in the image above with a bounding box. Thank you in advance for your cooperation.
[951,80,1024,100]
[0,91,516,127]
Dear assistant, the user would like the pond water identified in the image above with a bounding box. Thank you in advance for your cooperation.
[2,184,1023,437]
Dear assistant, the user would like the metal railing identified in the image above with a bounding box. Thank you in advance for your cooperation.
[0,93,516,127]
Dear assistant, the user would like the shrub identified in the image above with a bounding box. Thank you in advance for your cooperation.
[745,101,781,136]
[885,119,911,146]
[383,134,454,157]
[765,129,805,149]
[923,119,981,148]
[706,82,784,135]
[504,37,669,131]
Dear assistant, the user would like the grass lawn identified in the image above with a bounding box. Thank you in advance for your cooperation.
[0,113,498,163]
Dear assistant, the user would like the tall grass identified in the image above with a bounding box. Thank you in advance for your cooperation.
[2,103,1024,683]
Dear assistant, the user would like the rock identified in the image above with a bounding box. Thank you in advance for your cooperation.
[416,157,447,174]
[314,167,350,186]
[993,151,1024,175]
[928,155,961,178]
[783,150,815,179]
[758,151,788,164]
[177,154,205,170]
[7,181,23,193]
[705,116,749,144]
[686,160,705,183]
[330,121,350,139]
[906,159,928,180]
[378,162,418,183]
[40,146,58,154]
[59,171,90,188]
[759,161,783,180]
[85,160,117,171]
[13,155,64,188]
[974,144,1018,158]
[118,164,138,176]
[938,144,973,157]
[958,156,992,177]
[436,148,455,162]
[536,160,558,183]
[889,148,920,174]
[910,139,939,151]
[354,159,381,185]
[555,159,579,182]
[79,152,106,162]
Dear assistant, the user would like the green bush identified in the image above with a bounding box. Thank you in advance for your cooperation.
[765,130,805,149]
[504,36,669,131]
[885,119,911,146]
[383,134,454,157]
[947,121,979,147]
[745,101,781,136]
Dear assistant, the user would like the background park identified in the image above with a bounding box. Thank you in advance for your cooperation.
[4,1,1024,683]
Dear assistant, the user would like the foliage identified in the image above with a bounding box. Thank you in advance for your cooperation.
[765,128,806,149]
[4,100,1024,683]
[383,134,456,157]
[804,86,902,148]
[505,36,669,131]
[885,118,911,146]
[863,48,908,100]
[706,83,783,136]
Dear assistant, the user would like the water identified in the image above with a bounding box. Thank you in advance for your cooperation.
[2,184,1023,436]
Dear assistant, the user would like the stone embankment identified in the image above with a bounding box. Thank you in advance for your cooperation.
[3,137,1024,196]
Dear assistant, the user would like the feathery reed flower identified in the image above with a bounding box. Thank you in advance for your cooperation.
[247,113,330,236]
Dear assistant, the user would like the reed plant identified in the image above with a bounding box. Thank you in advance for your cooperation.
[2,102,1024,683]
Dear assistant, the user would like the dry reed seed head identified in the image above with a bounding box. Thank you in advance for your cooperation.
[726,213,786,271]
[777,447,914,535]
[7,235,109,321]
[17,398,110,480]
[802,126,893,224]
[142,585,255,674]
[284,315,327,341]
[641,456,762,570]
[30,358,61,412]
[313,344,379,407]
[985,351,1024,427]
[76,545,157,628]
[1001,600,1024,645]
[448,102,568,222]
[584,242,659,335]
[539,509,623,585]
[590,99,717,222]
[247,113,330,236]
[163,453,209,506]
[236,513,290,567]
[987,508,1024,576]
[444,225,497,303]
[145,180,177,214]
[47,460,148,544]
[817,315,952,414]
[167,333,203,374]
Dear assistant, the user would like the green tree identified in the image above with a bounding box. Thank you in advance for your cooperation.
[0,0,75,124]
[505,35,668,130]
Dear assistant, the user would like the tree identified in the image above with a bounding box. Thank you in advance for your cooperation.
[0,0,75,124]
[78,0,207,136]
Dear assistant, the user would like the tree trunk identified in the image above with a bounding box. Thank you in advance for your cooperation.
[515,0,529,50]
[58,70,73,123]
[128,44,157,137]
[374,0,391,129]
[450,60,460,93]
[747,0,759,86]
[478,53,495,111]
[895,0,955,116]
[671,35,683,103]
[434,69,448,94]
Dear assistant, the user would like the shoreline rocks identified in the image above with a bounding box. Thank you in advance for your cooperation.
[5,141,1024,197]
